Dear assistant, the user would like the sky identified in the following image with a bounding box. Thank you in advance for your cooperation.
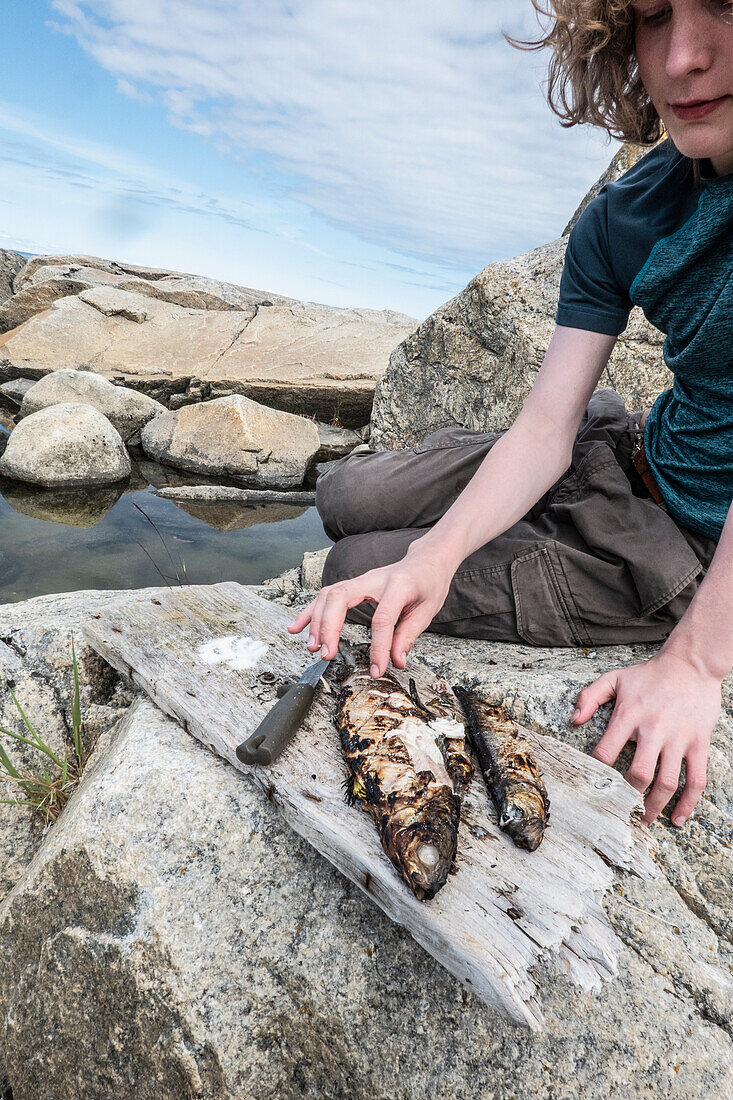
[1,1,621,319]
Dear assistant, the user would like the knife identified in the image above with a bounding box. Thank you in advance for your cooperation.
[235,657,330,766]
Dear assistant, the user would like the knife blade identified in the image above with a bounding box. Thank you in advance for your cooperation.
[235,657,330,766]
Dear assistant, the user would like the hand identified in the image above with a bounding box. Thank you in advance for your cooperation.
[572,650,722,826]
[287,551,453,677]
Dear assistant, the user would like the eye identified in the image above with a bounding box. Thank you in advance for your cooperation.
[642,7,671,25]
[636,4,671,26]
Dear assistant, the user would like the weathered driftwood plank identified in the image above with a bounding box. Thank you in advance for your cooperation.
[154,486,316,505]
[83,582,656,1030]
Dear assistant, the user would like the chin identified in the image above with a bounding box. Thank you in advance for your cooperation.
[664,121,732,162]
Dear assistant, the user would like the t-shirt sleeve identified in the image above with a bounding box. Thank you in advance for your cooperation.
[555,190,633,336]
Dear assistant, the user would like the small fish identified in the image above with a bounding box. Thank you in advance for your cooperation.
[453,686,549,852]
[335,647,473,901]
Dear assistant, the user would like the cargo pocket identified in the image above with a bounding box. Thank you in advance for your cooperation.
[544,443,704,640]
[511,544,590,647]
[432,559,516,624]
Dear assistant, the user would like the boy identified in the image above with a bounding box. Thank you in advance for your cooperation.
[289,0,733,828]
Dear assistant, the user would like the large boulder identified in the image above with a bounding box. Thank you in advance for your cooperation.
[0,257,417,425]
[0,582,730,1099]
[371,142,669,449]
[0,250,25,307]
[0,402,131,488]
[18,368,165,442]
[0,255,291,333]
[140,395,322,489]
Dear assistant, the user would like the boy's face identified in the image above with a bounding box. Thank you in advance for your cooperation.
[632,0,733,173]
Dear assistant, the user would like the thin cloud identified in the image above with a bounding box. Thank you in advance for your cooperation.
[50,0,615,269]
[0,104,269,237]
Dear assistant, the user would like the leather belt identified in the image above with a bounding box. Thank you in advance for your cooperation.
[632,433,666,508]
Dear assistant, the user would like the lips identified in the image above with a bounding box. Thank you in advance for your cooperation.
[671,95,730,120]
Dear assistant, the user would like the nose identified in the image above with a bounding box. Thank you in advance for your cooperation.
[664,9,715,82]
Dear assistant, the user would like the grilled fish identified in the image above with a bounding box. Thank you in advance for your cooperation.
[336,650,473,900]
[453,686,549,851]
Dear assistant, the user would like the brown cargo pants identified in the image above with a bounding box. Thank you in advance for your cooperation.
[316,389,718,647]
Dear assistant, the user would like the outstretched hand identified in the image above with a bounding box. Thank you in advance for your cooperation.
[287,553,452,677]
[572,650,722,826]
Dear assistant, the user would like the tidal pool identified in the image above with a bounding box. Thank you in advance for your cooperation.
[0,450,332,604]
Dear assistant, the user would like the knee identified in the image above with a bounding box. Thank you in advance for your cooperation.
[315,453,379,540]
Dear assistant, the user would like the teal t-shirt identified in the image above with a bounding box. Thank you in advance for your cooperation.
[556,138,732,540]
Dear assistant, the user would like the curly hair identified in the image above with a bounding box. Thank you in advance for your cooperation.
[505,1,732,146]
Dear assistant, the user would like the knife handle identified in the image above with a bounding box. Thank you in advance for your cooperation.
[236,683,316,766]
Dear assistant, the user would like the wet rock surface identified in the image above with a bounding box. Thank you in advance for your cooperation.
[0,581,730,1099]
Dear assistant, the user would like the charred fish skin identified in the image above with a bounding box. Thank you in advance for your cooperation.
[453,686,550,852]
[336,656,470,901]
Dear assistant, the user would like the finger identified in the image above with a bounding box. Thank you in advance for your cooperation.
[624,735,664,795]
[573,671,618,725]
[288,601,314,634]
[642,746,683,824]
[318,580,384,660]
[305,593,329,653]
[671,745,707,826]
[390,606,434,669]
[591,705,634,767]
[317,587,355,660]
[369,591,406,677]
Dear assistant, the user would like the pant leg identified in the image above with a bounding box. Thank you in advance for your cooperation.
[316,425,510,541]
[320,389,718,647]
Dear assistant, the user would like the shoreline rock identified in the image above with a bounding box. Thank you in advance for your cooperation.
[0,250,25,308]
[140,395,322,490]
[0,580,730,1098]
[0,402,131,488]
[0,257,417,427]
[18,368,165,442]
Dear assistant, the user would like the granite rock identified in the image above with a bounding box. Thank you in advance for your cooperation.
[0,378,34,409]
[0,402,131,488]
[0,257,416,425]
[0,251,25,308]
[370,143,670,449]
[140,395,322,490]
[18,368,165,442]
[0,583,729,1099]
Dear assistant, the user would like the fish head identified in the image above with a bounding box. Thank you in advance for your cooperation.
[389,792,460,901]
[499,789,548,852]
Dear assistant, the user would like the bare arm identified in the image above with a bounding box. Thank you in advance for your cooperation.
[412,325,619,573]
[289,324,617,670]
[578,499,733,825]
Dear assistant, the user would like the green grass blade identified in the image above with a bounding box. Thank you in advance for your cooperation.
[6,687,41,743]
[0,741,22,779]
[0,728,64,771]
[71,637,84,766]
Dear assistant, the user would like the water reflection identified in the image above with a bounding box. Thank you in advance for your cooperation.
[0,456,331,603]
[1,481,125,528]
[169,499,308,532]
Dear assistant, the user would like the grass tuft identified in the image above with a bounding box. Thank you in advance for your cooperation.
[0,637,89,825]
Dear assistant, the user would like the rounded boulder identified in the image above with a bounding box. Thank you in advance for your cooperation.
[0,402,131,488]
